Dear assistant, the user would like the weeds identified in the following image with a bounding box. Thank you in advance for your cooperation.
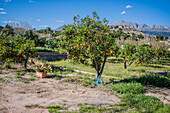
[112,82,144,94]
[122,94,163,112]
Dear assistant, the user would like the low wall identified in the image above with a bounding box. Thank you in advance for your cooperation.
[35,52,67,60]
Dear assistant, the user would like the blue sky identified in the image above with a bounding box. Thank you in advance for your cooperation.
[0,0,170,30]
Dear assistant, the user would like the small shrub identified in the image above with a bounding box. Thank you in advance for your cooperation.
[47,105,62,110]
[156,105,170,113]
[135,74,170,87]
[3,62,11,69]
[112,82,144,94]
[119,74,170,87]
[47,105,67,113]
[77,104,99,113]
[122,94,163,112]
[0,78,6,83]
[24,104,39,108]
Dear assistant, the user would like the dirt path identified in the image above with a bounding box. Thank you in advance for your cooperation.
[0,74,121,113]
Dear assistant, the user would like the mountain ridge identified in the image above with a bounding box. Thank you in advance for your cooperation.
[108,20,170,32]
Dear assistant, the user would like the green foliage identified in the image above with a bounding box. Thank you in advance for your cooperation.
[2,24,14,35]
[47,105,67,113]
[156,105,170,113]
[21,30,39,45]
[35,47,59,52]
[112,82,144,94]
[156,35,164,40]
[3,62,11,69]
[134,44,154,65]
[45,38,59,48]
[47,105,63,110]
[118,74,170,87]
[24,104,39,108]
[77,104,99,113]
[0,33,36,69]
[63,74,95,88]
[34,64,52,73]
[118,45,136,68]
[51,31,61,37]
[135,74,169,87]
[60,11,116,77]
[122,94,163,112]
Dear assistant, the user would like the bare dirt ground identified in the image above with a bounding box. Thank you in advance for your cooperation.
[0,73,121,113]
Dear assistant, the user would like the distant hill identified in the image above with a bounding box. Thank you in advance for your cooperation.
[0,26,4,31]
[55,25,64,31]
[109,20,170,37]
[55,21,170,37]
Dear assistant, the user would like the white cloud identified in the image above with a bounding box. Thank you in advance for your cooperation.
[0,12,7,14]
[5,0,11,2]
[39,25,47,28]
[2,20,18,24]
[0,8,4,10]
[37,19,40,21]
[126,5,132,8]
[121,11,126,14]
[56,20,64,22]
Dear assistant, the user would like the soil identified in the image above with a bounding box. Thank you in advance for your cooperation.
[0,72,120,113]
[0,63,169,113]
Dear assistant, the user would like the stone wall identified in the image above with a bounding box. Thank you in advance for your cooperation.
[35,52,67,61]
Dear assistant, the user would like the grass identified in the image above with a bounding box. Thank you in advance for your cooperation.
[122,94,163,112]
[62,73,95,88]
[0,78,6,83]
[117,74,170,87]
[48,57,170,78]
[16,77,35,83]
[149,89,168,96]
[35,47,60,52]
[24,104,44,108]
[112,82,144,94]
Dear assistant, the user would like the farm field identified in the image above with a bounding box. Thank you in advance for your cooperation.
[0,56,170,112]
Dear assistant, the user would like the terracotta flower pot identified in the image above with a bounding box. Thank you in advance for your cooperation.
[36,71,46,78]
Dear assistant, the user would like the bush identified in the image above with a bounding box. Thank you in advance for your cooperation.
[119,74,170,87]
[156,105,170,113]
[3,62,11,69]
[112,82,144,94]
[122,94,163,112]
[134,74,170,87]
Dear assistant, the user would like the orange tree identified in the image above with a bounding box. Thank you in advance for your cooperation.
[0,32,36,69]
[60,12,115,78]
[119,45,136,69]
[133,44,154,66]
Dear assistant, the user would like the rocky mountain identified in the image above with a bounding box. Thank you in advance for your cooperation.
[109,20,170,33]
[55,25,64,31]
[55,20,170,37]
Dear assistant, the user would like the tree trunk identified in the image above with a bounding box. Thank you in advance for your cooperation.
[24,59,27,70]
[94,58,99,78]
[98,55,107,78]
[94,55,107,78]
[124,58,127,69]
